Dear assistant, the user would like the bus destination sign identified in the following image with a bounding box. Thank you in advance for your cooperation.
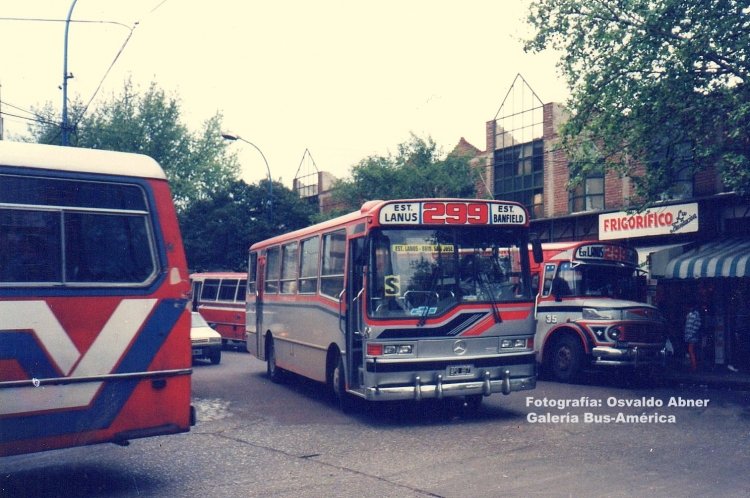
[378,201,527,226]
[574,244,638,265]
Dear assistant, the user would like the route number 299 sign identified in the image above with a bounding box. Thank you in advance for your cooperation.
[378,201,527,226]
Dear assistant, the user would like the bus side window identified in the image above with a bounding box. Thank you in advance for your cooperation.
[201,279,220,301]
[236,279,247,302]
[218,279,239,301]
[541,264,556,297]
[321,230,346,299]
[248,252,258,297]
[280,242,299,294]
[299,236,320,294]
[265,246,281,294]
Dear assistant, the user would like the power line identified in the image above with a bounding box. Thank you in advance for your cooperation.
[0,110,57,126]
[71,22,138,127]
[0,99,38,118]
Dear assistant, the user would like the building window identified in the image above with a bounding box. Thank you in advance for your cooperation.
[569,174,604,213]
[493,139,544,218]
[654,140,694,200]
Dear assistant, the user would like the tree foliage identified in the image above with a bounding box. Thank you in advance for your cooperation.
[179,180,315,271]
[525,0,750,201]
[326,134,478,217]
[29,80,239,210]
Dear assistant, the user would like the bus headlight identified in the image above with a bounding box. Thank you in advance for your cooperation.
[606,326,623,342]
[582,308,614,320]
[501,338,532,349]
[368,343,414,356]
[384,344,413,355]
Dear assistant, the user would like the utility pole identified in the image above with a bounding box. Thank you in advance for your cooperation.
[61,0,79,145]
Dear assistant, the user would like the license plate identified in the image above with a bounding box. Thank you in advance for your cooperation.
[447,364,474,377]
[192,348,202,356]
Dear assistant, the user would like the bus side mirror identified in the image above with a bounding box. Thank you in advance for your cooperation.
[531,239,543,264]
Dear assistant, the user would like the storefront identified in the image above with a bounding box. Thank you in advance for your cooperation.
[651,238,750,372]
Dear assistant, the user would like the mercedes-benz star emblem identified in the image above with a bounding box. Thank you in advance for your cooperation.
[453,340,467,355]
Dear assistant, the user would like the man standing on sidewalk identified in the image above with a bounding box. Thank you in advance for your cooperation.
[684,304,702,372]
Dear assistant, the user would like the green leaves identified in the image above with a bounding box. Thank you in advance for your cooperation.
[29,79,240,211]
[527,0,750,200]
[327,134,478,216]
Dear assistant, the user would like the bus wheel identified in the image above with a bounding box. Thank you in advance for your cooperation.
[549,335,583,383]
[266,337,284,383]
[331,354,353,412]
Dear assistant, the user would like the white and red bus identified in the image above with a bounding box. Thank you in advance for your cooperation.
[0,141,193,457]
[531,241,666,382]
[246,199,541,409]
[190,271,246,348]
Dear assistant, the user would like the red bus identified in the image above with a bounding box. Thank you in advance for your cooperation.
[0,142,193,457]
[247,199,541,409]
[190,272,246,348]
[531,241,665,382]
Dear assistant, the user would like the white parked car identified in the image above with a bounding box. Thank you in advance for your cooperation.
[191,312,222,364]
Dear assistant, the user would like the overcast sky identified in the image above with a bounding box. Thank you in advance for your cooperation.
[0,0,568,186]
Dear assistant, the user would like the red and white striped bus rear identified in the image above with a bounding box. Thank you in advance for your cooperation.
[0,141,193,457]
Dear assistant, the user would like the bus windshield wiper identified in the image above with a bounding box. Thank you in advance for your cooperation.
[418,265,441,327]
[479,273,502,324]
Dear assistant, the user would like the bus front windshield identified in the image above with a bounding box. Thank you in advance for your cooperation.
[554,261,642,301]
[368,227,531,319]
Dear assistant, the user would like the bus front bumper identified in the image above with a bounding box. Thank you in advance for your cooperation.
[363,370,536,402]
[591,344,665,367]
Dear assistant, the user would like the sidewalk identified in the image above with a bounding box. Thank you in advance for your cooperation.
[662,365,750,390]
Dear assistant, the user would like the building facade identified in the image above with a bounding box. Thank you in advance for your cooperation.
[471,75,750,373]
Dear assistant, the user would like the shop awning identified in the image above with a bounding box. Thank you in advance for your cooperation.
[636,243,689,273]
[663,238,750,279]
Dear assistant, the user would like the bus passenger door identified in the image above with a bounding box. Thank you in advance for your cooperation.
[345,237,366,389]
[254,255,266,360]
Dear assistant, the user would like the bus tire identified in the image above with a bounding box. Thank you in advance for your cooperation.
[549,335,583,383]
[266,336,284,383]
[331,354,353,412]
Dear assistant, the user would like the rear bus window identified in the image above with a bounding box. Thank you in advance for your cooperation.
[0,174,157,286]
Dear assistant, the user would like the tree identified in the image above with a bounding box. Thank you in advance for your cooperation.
[179,180,315,271]
[28,80,239,210]
[326,134,478,217]
[525,0,750,201]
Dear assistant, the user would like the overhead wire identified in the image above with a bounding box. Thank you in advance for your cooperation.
[0,0,170,139]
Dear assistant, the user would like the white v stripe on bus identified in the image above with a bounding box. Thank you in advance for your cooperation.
[0,299,157,416]
[0,301,79,375]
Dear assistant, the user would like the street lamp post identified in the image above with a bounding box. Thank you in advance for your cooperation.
[221,132,273,216]
[61,0,79,146]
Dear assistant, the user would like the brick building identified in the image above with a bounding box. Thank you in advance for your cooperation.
[465,74,750,373]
